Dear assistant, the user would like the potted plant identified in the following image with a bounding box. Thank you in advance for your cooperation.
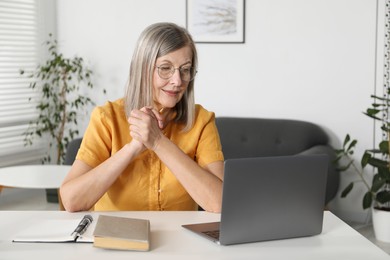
[20,34,104,201]
[335,93,390,242]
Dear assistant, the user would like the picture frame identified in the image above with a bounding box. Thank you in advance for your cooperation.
[186,0,245,44]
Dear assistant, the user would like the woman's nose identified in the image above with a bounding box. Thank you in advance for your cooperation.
[170,69,182,85]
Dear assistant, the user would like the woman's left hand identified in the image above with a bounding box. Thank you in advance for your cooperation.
[128,107,164,151]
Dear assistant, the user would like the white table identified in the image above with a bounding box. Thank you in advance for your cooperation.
[1,211,389,259]
[0,165,70,188]
[0,165,70,210]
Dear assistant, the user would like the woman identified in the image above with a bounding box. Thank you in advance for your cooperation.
[60,22,224,212]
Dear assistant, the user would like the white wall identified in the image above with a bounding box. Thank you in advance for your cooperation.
[56,0,385,223]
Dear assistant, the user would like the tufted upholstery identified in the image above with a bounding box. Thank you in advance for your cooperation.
[215,117,339,205]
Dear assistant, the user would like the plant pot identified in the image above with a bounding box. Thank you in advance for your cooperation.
[372,207,390,243]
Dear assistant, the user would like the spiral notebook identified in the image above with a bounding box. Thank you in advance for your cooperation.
[13,215,95,243]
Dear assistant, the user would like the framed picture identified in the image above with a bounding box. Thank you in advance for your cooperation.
[186,0,245,43]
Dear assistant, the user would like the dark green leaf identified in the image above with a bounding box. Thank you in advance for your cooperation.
[379,140,389,154]
[366,108,380,116]
[343,134,351,149]
[341,183,354,198]
[363,192,373,209]
[361,152,371,168]
[370,94,390,102]
[367,157,388,168]
[371,175,386,192]
[363,112,382,121]
[378,167,390,180]
[347,140,357,153]
[376,191,390,204]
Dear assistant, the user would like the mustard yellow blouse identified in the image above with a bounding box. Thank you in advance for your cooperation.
[76,99,224,211]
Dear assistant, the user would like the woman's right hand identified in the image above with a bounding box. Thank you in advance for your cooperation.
[128,106,163,154]
[127,119,146,155]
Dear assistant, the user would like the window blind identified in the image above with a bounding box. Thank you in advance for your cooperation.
[0,0,46,167]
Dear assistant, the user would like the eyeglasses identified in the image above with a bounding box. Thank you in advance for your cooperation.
[155,64,197,82]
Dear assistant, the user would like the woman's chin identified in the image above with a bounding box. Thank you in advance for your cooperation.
[159,101,178,109]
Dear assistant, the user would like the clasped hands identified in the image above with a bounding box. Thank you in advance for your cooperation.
[128,107,165,153]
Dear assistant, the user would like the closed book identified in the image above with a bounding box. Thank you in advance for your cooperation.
[93,215,150,251]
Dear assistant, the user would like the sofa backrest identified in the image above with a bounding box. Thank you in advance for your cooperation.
[215,117,329,159]
[64,138,83,165]
[215,117,339,204]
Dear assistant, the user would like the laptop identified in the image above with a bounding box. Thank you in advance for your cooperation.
[182,154,328,245]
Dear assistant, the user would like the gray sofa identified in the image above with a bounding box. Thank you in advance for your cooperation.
[65,117,339,205]
[215,117,339,205]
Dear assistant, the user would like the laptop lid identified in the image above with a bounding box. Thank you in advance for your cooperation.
[218,154,328,245]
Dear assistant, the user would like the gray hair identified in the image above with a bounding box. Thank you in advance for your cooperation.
[124,22,198,132]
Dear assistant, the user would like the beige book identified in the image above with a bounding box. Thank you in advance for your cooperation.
[93,215,150,251]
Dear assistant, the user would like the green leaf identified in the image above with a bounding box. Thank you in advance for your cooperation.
[378,167,390,181]
[343,134,351,149]
[379,140,389,154]
[341,183,354,198]
[376,191,390,204]
[363,192,373,209]
[367,157,388,168]
[363,112,382,121]
[383,126,390,133]
[366,108,380,116]
[371,175,386,192]
[361,152,371,168]
[347,139,357,153]
[370,94,390,102]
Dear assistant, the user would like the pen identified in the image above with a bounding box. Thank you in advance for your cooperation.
[71,214,93,239]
